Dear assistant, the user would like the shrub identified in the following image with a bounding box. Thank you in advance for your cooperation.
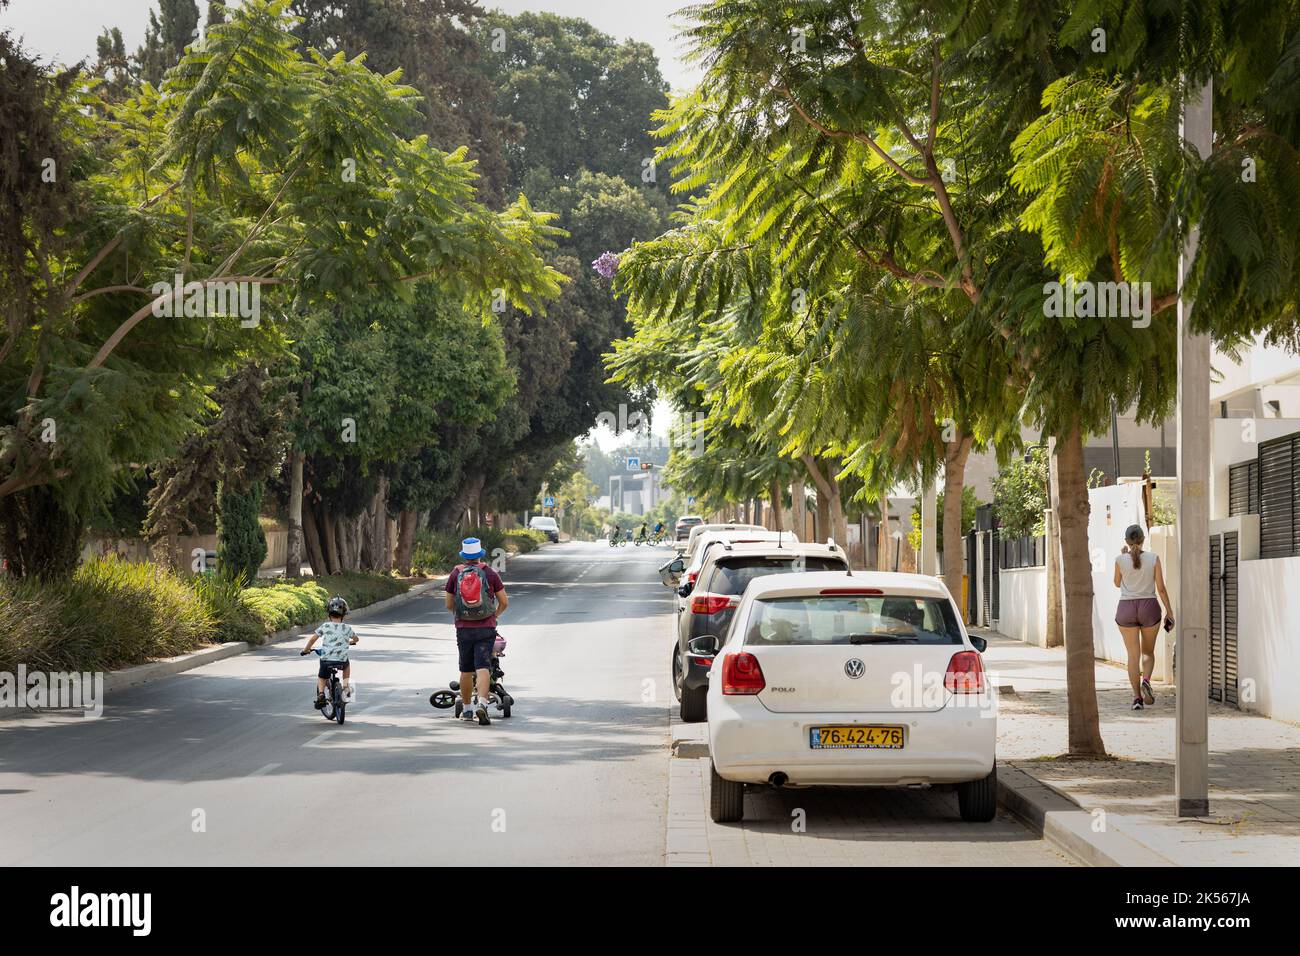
[239,573,410,634]
[0,559,215,672]
[192,571,263,645]
[217,481,267,583]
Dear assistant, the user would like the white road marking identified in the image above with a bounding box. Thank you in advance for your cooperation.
[303,730,336,747]
[248,762,281,777]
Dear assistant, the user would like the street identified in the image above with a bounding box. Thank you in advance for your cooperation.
[0,542,1068,866]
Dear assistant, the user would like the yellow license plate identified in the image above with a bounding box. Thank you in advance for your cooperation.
[810,725,905,749]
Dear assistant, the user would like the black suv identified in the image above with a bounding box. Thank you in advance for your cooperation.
[669,544,848,721]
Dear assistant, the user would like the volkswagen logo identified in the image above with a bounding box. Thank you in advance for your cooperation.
[844,658,865,680]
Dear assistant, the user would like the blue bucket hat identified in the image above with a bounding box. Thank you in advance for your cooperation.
[459,537,486,560]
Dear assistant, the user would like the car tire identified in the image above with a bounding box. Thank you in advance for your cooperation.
[957,764,997,822]
[671,647,683,702]
[709,762,744,823]
[679,684,707,722]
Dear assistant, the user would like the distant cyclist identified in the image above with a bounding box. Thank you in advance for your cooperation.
[445,537,509,723]
[636,520,650,544]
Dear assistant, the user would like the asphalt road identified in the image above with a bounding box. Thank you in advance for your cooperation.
[0,540,1070,866]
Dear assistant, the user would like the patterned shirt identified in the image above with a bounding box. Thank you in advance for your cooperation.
[316,621,355,661]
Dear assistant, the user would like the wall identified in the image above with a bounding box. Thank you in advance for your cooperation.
[1209,417,1300,520]
[1237,553,1300,724]
[83,530,289,573]
[999,567,1048,645]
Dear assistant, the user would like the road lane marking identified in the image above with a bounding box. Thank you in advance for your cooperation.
[249,763,281,777]
[303,730,336,747]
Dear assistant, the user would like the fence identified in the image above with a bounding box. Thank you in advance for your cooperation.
[1228,428,1300,558]
[999,533,1047,570]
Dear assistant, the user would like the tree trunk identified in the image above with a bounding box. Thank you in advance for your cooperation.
[394,509,417,575]
[790,480,805,538]
[879,493,892,570]
[285,449,303,577]
[1055,422,1107,757]
[371,476,391,573]
[942,435,974,603]
[770,481,784,531]
[303,505,328,577]
[801,455,846,544]
[1046,437,1065,647]
[322,507,342,576]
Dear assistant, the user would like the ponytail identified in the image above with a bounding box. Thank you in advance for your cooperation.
[1124,524,1145,569]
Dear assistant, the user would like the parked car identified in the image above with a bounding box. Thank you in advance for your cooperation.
[669,542,848,722]
[678,529,798,587]
[702,571,996,824]
[527,515,560,542]
[674,515,705,541]
[680,522,767,556]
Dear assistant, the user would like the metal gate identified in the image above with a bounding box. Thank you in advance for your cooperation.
[1209,531,1239,707]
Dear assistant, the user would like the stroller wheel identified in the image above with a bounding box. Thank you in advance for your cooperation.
[454,699,464,719]
[430,689,457,710]
[502,699,512,718]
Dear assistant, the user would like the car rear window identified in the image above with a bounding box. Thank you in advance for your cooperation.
[743,595,964,646]
[709,557,847,595]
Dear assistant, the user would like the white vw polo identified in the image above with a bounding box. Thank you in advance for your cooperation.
[702,571,997,823]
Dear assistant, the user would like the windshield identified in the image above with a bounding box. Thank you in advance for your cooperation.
[743,595,963,646]
[711,557,846,595]
[530,518,556,529]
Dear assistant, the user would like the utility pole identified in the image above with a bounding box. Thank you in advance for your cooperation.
[919,473,938,576]
[1176,76,1212,818]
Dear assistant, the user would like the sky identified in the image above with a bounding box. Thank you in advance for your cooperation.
[0,0,704,91]
[1,0,687,449]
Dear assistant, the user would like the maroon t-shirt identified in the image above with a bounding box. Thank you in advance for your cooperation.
[445,562,505,629]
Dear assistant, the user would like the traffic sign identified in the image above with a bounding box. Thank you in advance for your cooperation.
[687,495,696,505]
[543,496,555,508]
[626,457,640,471]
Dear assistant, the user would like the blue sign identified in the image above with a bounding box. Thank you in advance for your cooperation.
[626,457,640,471]
[687,495,696,505]
[543,496,555,507]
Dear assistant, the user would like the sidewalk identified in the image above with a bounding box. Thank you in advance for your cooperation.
[981,630,1300,865]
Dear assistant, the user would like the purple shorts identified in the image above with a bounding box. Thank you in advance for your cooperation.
[1116,598,1162,628]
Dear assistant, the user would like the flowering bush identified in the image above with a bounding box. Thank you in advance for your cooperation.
[591,251,620,279]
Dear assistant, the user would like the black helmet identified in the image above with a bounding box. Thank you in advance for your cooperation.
[327,596,349,617]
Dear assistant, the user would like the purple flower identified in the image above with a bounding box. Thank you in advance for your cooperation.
[591,251,620,279]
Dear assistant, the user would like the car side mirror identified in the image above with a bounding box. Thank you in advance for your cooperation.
[688,635,719,656]
[969,635,987,653]
[677,582,693,598]
[658,558,686,588]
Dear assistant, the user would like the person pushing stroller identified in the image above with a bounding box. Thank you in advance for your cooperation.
[444,537,508,725]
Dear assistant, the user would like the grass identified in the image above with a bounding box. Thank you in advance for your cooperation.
[0,560,415,673]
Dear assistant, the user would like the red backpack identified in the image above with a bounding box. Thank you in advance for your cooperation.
[453,563,496,621]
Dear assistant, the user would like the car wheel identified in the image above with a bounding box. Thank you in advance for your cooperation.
[709,762,744,823]
[679,683,707,722]
[671,647,684,702]
[957,764,998,822]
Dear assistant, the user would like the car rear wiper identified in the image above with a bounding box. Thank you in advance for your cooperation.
[847,633,918,644]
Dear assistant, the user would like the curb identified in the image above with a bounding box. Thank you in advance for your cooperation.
[1,580,443,719]
[998,763,1175,867]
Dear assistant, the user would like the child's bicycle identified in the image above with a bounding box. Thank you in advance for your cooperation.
[301,648,349,724]
[429,635,514,722]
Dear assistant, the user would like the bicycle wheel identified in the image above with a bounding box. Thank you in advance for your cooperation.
[335,685,346,724]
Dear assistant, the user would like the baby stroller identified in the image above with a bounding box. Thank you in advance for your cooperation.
[430,634,514,720]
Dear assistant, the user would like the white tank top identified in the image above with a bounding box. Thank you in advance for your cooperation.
[1116,550,1157,599]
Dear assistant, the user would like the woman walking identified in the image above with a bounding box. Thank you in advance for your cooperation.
[1113,524,1174,711]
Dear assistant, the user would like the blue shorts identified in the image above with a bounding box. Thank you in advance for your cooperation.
[457,627,496,673]
[318,658,348,679]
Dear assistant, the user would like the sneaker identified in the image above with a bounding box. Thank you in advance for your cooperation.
[475,702,491,725]
[314,694,328,710]
[1141,678,1155,705]
[1132,697,1144,711]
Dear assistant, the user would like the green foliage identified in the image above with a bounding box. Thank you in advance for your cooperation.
[0,559,215,672]
[993,449,1050,539]
[216,481,267,583]
[238,573,408,633]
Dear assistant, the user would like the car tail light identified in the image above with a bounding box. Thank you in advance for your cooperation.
[686,570,698,585]
[721,653,765,695]
[945,650,985,694]
[820,588,884,596]
[689,593,738,615]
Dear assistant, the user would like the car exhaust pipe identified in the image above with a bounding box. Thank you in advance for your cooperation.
[768,772,788,788]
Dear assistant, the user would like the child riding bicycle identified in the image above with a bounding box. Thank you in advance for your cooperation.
[301,596,358,708]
